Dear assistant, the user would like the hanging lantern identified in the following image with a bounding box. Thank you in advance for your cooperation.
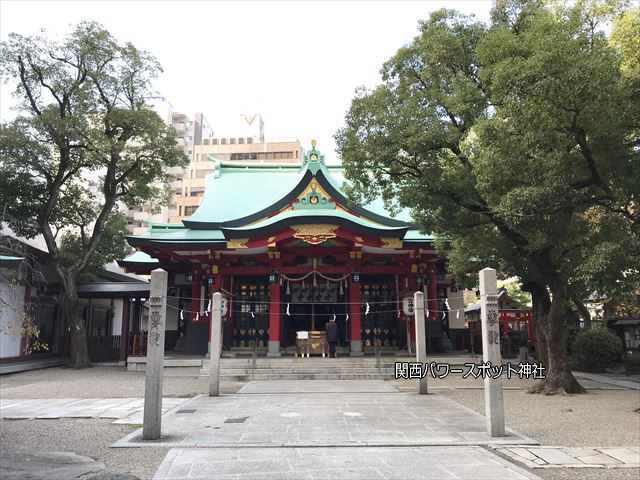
[185,273,194,283]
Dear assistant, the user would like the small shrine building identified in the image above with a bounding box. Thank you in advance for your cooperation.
[119,142,466,357]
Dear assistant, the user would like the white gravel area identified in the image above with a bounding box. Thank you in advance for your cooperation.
[438,388,640,448]
[442,389,640,480]
[0,365,244,398]
[0,418,168,480]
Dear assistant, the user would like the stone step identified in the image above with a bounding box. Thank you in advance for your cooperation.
[208,373,398,380]
[209,367,398,373]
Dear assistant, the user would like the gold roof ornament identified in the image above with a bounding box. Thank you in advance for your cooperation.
[311,139,317,149]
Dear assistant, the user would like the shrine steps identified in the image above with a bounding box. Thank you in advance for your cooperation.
[202,357,407,380]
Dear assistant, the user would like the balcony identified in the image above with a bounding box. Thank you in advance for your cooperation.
[169,166,185,176]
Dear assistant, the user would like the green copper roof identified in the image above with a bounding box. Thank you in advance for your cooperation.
[126,228,226,247]
[221,209,409,238]
[186,162,308,225]
[0,255,25,260]
[404,230,436,241]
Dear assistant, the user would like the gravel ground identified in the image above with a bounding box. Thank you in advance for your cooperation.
[0,365,244,398]
[438,388,640,447]
[0,418,167,480]
[438,388,640,480]
[2,365,639,480]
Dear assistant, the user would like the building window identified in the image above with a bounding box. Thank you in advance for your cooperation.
[238,138,245,144]
[221,138,227,145]
[184,206,198,216]
[195,169,213,178]
[179,206,182,216]
[247,137,253,144]
[212,138,218,145]
[230,138,236,144]
[190,187,205,197]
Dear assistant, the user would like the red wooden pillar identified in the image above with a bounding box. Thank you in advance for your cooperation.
[268,281,281,356]
[348,277,363,355]
[119,298,131,363]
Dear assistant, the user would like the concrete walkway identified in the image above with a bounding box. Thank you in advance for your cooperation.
[113,380,535,448]
[573,371,640,390]
[108,380,540,479]
[0,397,189,424]
[154,446,538,480]
[495,446,640,469]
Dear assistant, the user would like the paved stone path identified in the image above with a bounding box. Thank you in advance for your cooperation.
[113,381,535,448]
[495,446,640,469]
[0,452,105,480]
[153,446,539,480]
[0,397,188,424]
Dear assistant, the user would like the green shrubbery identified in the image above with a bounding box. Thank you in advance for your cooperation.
[623,352,640,375]
[570,328,623,372]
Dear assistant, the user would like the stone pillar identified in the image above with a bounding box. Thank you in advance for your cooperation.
[414,291,428,394]
[479,267,505,437]
[209,292,222,396]
[348,277,363,356]
[118,298,130,364]
[268,281,281,357]
[143,268,167,441]
[207,274,222,354]
[428,269,437,321]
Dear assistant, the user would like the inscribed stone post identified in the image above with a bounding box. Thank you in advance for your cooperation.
[414,291,428,394]
[143,268,167,440]
[479,267,505,437]
[209,292,222,396]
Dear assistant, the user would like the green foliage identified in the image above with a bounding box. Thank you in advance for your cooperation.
[0,21,188,367]
[0,21,188,277]
[570,327,623,372]
[623,352,640,375]
[498,280,532,309]
[336,0,639,310]
[59,211,127,280]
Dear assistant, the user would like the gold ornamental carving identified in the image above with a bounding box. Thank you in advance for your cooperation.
[291,224,338,245]
[227,238,249,249]
[381,237,403,249]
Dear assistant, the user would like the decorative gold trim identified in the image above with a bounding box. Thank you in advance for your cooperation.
[211,265,219,274]
[381,238,403,249]
[299,179,331,199]
[291,224,338,245]
[227,238,249,249]
[267,236,277,247]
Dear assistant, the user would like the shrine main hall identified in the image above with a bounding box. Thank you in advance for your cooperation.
[119,142,465,357]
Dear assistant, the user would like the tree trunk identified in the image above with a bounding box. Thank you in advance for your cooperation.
[528,283,585,394]
[573,297,591,330]
[522,282,549,368]
[60,274,92,369]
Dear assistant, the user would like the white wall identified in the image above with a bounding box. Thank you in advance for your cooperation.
[0,280,25,359]
[112,298,124,335]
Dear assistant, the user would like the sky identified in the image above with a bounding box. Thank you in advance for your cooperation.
[0,0,493,162]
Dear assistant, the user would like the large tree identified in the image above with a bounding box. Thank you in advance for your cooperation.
[0,22,187,368]
[336,0,639,393]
